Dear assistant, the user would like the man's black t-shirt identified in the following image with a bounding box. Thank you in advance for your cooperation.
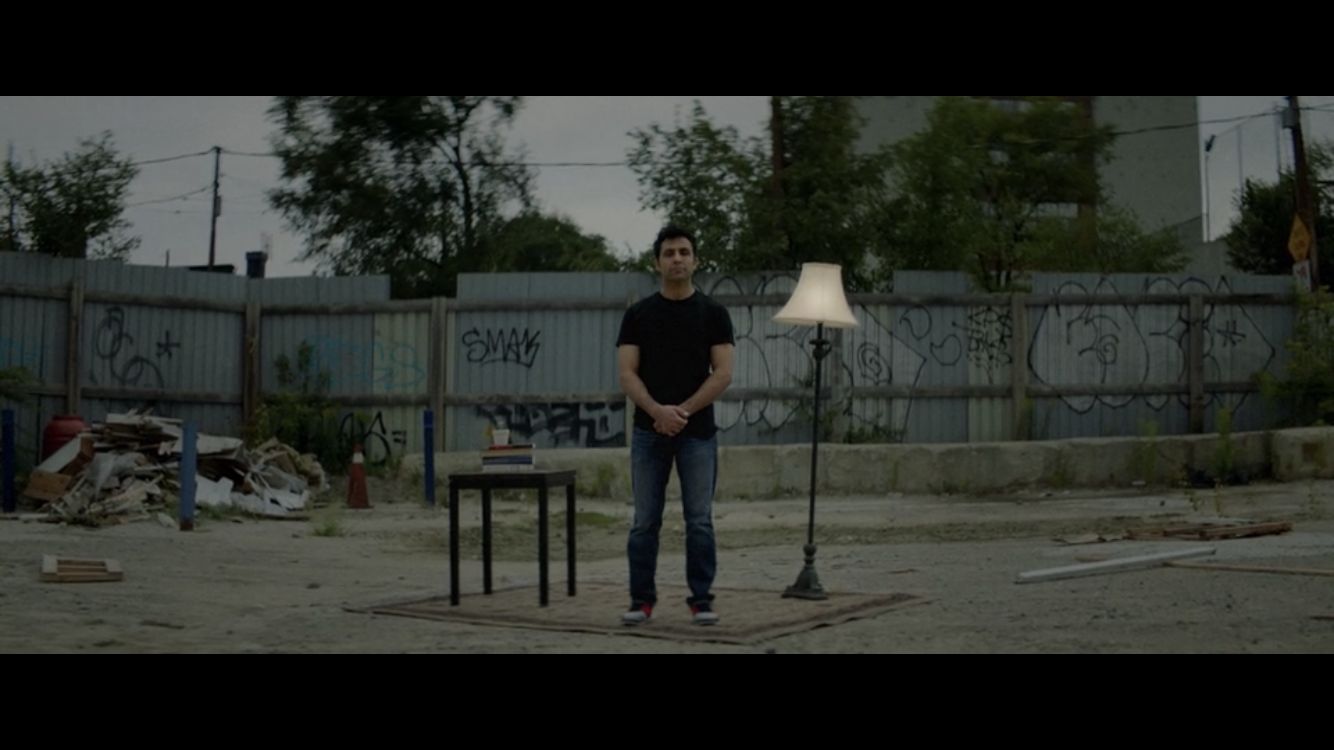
[617,291,734,439]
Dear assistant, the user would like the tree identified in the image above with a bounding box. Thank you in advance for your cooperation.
[0,132,139,260]
[880,96,1186,290]
[0,366,35,403]
[1259,289,1334,426]
[750,97,895,287]
[484,212,621,272]
[1224,143,1332,281]
[627,97,892,288]
[268,96,535,297]
[626,102,760,272]
[1027,204,1190,277]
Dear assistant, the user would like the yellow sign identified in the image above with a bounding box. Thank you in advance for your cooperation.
[1288,214,1311,262]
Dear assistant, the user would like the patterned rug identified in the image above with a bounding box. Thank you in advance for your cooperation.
[351,582,924,644]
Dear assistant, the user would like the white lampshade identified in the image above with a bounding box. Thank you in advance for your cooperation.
[773,263,858,328]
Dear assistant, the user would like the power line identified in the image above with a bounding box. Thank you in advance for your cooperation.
[219,148,275,158]
[219,194,272,205]
[130,149,212,167]
[490,160,626,167]
[214,207,276,216]
[215,106,1319,165]
[221,146,626,167]
[90,102,1334,177]
[133,206,209,215]
[126,185,212,207]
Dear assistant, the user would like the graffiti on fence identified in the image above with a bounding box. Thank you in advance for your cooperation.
[475,401,625,447]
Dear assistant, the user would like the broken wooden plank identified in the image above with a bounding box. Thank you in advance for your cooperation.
[245,511,310,521]
[1127,522,1211,537]
[1166,560,1334,577]
[1127,521,1293,541]
[1193,522,1293,540]
[1016,547,1216,584]
[39,555,124,583]
[22,471,73,502]
[163,434,243,456]
[268,452,298,475]
[1053,532,1125,545]
[104,413,145,425]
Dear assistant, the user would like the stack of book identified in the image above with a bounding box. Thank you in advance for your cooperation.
[481,443,535,472]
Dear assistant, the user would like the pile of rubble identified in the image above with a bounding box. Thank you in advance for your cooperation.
[23,412,327,526]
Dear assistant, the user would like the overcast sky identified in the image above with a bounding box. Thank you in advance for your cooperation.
[2,96,1331,276]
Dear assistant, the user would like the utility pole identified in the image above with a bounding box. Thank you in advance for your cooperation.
[207,145,221,269]
[1286,96,1320,289]
[1204,135,1215,242]
[769,95,790,258]
[5,142,16,252]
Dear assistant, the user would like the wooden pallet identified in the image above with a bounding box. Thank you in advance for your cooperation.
[40,555,124,583]
[1127,521,1293,541]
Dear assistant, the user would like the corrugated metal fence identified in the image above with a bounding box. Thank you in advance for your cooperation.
[0,253,1297,470]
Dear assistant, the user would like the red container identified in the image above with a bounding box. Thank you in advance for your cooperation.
[42,415,88,461]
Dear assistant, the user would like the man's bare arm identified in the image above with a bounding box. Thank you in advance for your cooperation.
[679,343,735,418]
[618,344,688,434]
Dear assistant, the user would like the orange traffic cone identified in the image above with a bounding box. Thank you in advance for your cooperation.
[347,444,370,509]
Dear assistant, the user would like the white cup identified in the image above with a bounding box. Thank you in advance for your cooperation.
[492,429,511,446]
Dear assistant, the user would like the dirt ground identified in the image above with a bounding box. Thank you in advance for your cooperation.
[3,476,1332,653]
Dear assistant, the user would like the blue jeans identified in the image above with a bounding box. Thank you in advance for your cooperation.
[627,426,718,606]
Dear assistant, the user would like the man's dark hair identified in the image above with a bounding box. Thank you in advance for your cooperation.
[653,225,697,259]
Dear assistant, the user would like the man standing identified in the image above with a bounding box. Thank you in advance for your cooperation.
[616,225,734,626]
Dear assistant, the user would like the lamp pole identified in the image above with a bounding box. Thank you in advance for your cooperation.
[784,322,830,600]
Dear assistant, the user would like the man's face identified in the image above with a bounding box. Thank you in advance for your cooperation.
[656,237,697,281]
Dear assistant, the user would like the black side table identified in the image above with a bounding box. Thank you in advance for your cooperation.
[447,470,577,606]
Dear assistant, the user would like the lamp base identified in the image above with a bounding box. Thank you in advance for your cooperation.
[781,544,828,600]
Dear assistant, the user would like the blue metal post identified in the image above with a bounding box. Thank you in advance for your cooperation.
[179,421,197,530]
[2,409,15,514]
[424,409,435,507]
